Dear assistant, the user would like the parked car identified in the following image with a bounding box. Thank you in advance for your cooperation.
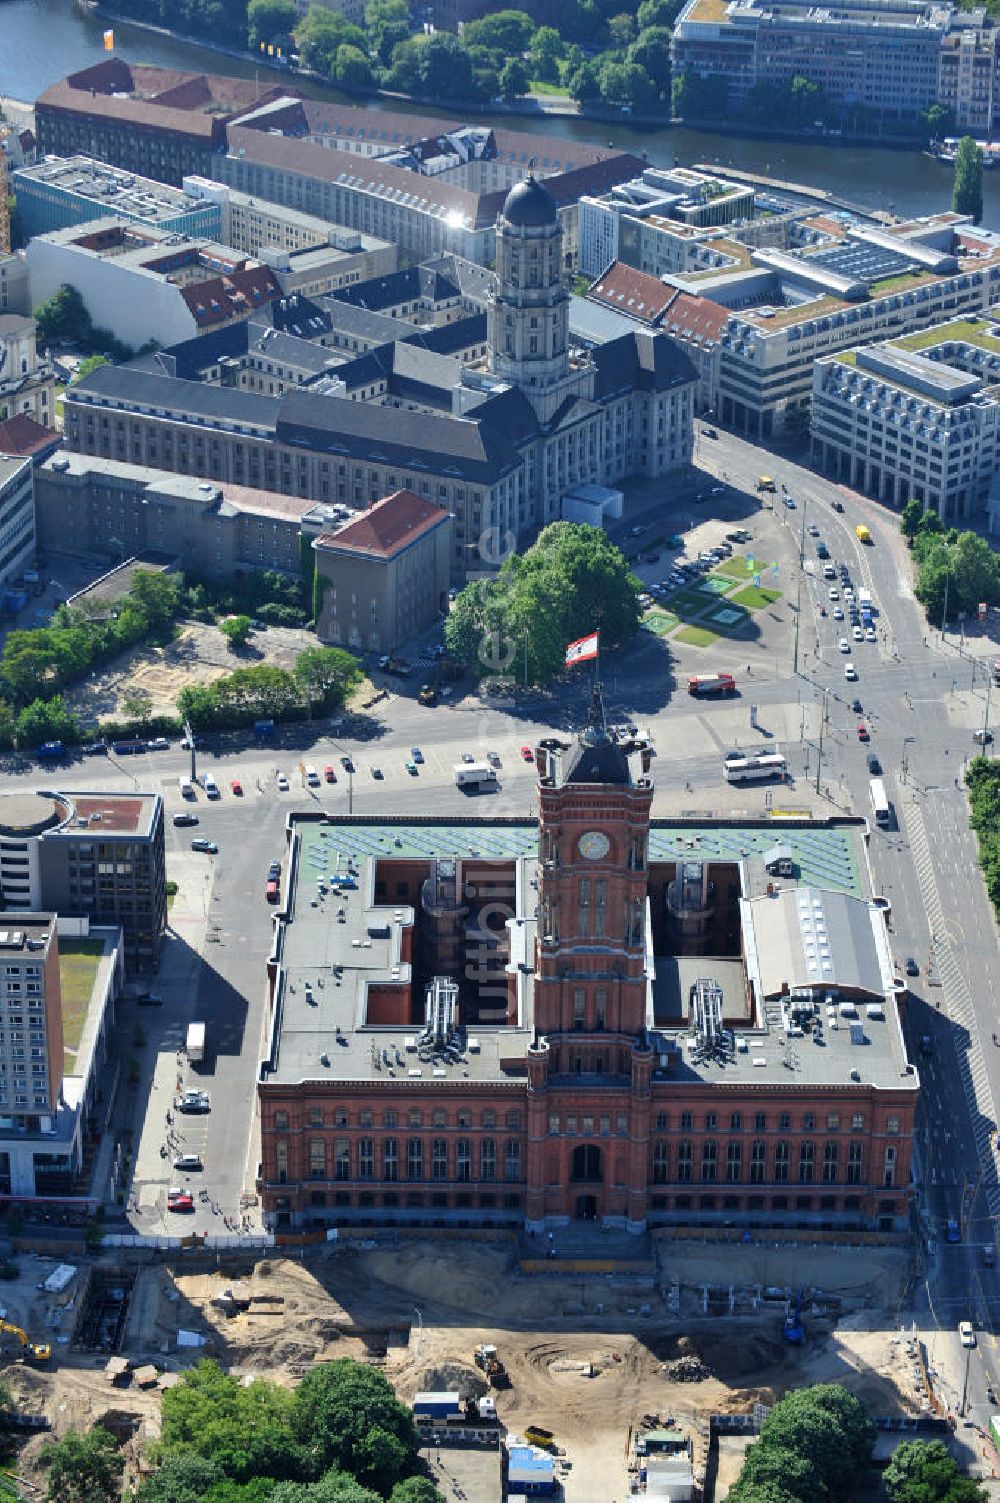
[371,765,383,779]
[844,663,858,681]
[191,838,219,854]
[959,1321,976,1348]
[147,737,170,751]
[173,1153,202,1171]
[905,956,919,977]
[324,764,336,782]
[268,862,281,881]
[857,723,869,742]
[406,760,419,776]
[305,765,321,787]
[867,754,881,775]
[173,812,199,827]
[230,779,243,795]
[521,745,534,762]
[276,772,289,791]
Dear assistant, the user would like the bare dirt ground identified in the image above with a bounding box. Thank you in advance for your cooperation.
[62,621,320,723]
[0,1238,928,1502]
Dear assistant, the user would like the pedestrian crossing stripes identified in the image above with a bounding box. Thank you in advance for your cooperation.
[903,796,1000,1216]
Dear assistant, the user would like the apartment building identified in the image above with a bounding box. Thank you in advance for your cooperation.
[812,318,1000,520]
[0,790,166,973]
[0,254,29,317]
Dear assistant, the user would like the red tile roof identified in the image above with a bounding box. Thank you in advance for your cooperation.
[659,292,729,346]
[588,263,677,325]
[316,489,448,560]
[0,415,61,460]
[180,266,282,327]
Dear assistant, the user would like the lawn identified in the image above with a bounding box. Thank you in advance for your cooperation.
[730,584,782,611]
[673,624,718,648]
[701,575,736,595]
[529,77,571,96]
[670,588,714,615]
[643,610,679,636]
[59,937,105,1057]
[714,558,769,581]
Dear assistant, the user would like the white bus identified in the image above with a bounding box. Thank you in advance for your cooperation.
[724,753,787,784]
[454,762,498,790]
[870,777,891,829]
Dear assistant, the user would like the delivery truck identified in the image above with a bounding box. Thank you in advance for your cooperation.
[186,1022,206,1064]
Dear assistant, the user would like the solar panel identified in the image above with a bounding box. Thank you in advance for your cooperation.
[849,1023,866,1046]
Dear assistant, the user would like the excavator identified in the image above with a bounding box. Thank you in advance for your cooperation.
[0,1321,50,1365]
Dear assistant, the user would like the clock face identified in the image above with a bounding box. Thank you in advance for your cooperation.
[578,830,610,861]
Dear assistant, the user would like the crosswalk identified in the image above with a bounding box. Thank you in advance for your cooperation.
[903,794,1000,1214]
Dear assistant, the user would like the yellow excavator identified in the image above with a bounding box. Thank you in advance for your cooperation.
[0,1321,50,1365]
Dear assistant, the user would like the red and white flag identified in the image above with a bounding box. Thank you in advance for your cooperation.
[565,631,599,667]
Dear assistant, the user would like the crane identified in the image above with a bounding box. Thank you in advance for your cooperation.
[0,1321,50,1365]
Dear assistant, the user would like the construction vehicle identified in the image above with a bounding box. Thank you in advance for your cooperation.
[783,1291,805,1345]
[417,683,437,706]
[0,1321,51,1364]
[474,1343,511,1389]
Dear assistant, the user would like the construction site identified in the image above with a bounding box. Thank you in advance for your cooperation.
[0,1231,964,1502]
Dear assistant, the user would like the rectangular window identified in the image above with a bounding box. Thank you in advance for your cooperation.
[677,1141,692,1182]
[383,1137,398,1182]
[823,1142,839,1183]
[750,1141,766,1184]
[594,879,607,937]
[847,1141,863,1184]
[335,1138,350,1181]
[799,1142,815,1183]
[407,1137,423,1181]
[456,1137,471,1183]
[432,1137,448,1181]
[653,1141,669,1183]
[726,1141,742,1182]
[309,1138,326,1179]
[358,1138,374,1179]
[774,1142,789,1183]
[573,988,585,1029]
[701,1141,717,1183]
[480,1138,496,1181]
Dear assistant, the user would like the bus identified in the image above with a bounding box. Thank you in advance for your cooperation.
[724,753,787,784]
[688,672,736,698]
[870,777,891,829]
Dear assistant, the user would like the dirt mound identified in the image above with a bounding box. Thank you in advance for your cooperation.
[663,1355,711,1382]
[417,1363,486,1400]
[645,1327,792,1384]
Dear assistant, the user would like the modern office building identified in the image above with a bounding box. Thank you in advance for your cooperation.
[0,455,36,589]
[64,178,697,580]
[35,60,289,185]
[579,166,755,280]
[0,790,166,973]
[256,705,917,1236]
[811,318,1000,520]
[312,489,452,653]
[0,911,122,1202]
[671,0,952,123]
[12,156,224,242]
[26,220,283,352]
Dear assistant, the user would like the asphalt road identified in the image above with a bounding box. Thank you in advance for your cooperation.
[17,427,1000,1397]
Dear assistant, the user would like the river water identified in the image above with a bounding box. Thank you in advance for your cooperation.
[4,0,1000,227]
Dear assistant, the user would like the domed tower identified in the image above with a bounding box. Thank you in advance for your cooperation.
[488,174,574,420]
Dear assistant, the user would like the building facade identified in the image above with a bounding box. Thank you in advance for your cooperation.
[312,489,452,653]
[256,711,917,1238]
[0,456,36,589]
[811,325,1000,520]
[64,179,697,582]
[0,315,55,432]
[0,791,166,974]
[12,156,223,242]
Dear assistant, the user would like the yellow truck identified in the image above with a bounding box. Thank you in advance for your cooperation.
[757,475,776,492]
[855,524,872,544]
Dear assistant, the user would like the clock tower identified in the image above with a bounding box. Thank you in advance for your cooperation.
[525,691,655,1235]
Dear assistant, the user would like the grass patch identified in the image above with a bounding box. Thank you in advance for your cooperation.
[730,584,782,610]
[643,610,679,636]
[670,588,713,614]
[714,557,768,580]
[59,938,105,1056]
[674,624,718,647]
[528,77,571,96]
[701,574,735,595]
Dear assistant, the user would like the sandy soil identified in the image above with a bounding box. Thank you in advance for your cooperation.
[1,1239,928,1502]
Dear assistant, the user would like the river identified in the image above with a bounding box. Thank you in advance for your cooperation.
[4,0,1000,227]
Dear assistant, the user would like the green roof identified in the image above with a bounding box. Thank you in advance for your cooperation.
[58,938,104,1058]
[896,317,1000,354]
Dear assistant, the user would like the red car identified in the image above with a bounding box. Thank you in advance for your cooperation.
[857,723,870,741]
[324,764,336,783]
[167,1191,194,1213]
[230,778,243,796]
[521,745,534,762]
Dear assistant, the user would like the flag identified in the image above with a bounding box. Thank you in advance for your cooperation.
[103,28,114,50]
[565,631,599,667]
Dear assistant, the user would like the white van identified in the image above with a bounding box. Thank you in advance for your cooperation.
[305,765,321,787]
[179,777,194,799]
[203,773,220,799]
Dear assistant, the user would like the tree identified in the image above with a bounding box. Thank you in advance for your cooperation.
[921,101,953,141]
[247,0,295,48]
[787,74,824,125]
[293,645,361,713]
[629,27,672,97]
[608,10,636,46]
[220,614,253,651]
[461,9,535,56]
[499,57,530,100]
[884,1440,987,1503]
[121,687,153,725]
[734,1442,824,1503]
[40,1427,124,1503]
[15,694,79,748]
[73,354,110,384]
[291,1360,419,1495]
[672,69,729,119]
[294,5,367,75]
[160,1360,304,1483]
[136,1452,224,1503]
[33,283,91,346]
[365,0,409,66]
[528,25,564,82]
[334,43,375,89]
[270,1475,381,1503]
[953,136,984,223]
[389,1479,445,1503]
[638,0,686,26]
[756,1385,875,1503]
[416,32,476,99]
[567,59,602,104]
[901,498,925,540]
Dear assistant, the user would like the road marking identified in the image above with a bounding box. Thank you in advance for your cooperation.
[903,795,999,1214]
